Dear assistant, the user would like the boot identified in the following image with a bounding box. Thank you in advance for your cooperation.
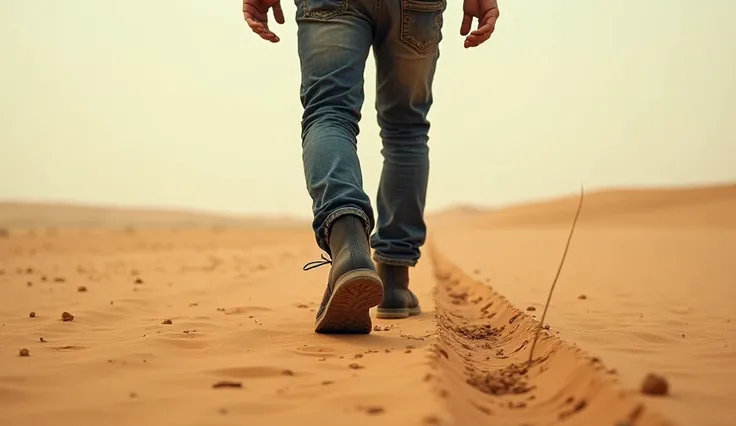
[313,215,383,334]
[376,263,421,319]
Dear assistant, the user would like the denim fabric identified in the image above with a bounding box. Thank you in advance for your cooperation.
[296,0,445,266]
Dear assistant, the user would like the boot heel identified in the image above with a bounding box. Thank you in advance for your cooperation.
[314,269,383,334]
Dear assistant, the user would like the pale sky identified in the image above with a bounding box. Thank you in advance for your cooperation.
[1,1,734,218]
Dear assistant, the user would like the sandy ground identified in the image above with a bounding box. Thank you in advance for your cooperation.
[0,184,733,425]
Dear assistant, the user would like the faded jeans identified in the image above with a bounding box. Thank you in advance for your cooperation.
[296,0,445,267]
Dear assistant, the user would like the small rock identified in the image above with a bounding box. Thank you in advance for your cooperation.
[162,319,172,325]
[61,311,74,322]
[526,306,536,311]
[348,363,364,370]
[40,337,47,343]
[77,286,88,292]
[29,312,36,318]
[641,373,669,396]
[19,348,30,357]
[578,294,587,300]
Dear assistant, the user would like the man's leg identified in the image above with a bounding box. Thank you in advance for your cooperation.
[296,0,383,333]
[371,0,445,318]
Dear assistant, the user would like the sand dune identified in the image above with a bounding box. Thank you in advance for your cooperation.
[1,184,733,425]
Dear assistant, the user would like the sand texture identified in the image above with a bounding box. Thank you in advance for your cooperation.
[1,184,734,426]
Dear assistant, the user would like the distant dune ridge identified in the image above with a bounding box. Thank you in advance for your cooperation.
[0,182,733,426]
[430,183,736,228]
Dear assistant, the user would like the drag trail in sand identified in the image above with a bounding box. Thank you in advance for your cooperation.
[1,184,733,425]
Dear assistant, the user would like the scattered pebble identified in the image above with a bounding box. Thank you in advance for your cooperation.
[526,306,536,311]
[162,319,172,325]
[40,337,47,343]
[578,294,587,300]
[29,312,36,318]
[77,286,88,292]
[134,278,144,284]
[19,348,30,357]
[348,363,364,370]
[61,311,74,322]
[641,373,669,396]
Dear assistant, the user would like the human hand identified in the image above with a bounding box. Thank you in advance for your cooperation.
[460,0,499,48]
[243,0,285,43]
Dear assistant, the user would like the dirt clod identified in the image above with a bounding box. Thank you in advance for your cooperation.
[456,324,503,340]
[61,311,74,322]
[467,363,531,396]
[212,381,242,389]
[641,373,669,396]
[361,406,384,415]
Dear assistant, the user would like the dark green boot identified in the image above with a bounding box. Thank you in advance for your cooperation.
[375,263,421,319]
[309,215,383,334]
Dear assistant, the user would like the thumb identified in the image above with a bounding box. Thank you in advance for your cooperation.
[272,1,285,24]
[460,14,472,36]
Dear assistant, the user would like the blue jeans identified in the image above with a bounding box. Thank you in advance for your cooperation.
[296,0,445,267]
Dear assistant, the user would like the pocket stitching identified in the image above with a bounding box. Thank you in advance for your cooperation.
[303,0,348,20]
[400,0,444,52]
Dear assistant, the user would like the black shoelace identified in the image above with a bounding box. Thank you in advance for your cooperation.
[302,253,332,271]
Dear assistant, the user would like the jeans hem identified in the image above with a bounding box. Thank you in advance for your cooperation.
[318,207,372,254]
[373,253,418,267]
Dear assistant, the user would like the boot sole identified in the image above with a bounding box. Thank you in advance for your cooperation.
[314,269,384,334]
[376,305,422,319]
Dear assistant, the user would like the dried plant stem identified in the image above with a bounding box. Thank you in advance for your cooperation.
[527,186,585,365]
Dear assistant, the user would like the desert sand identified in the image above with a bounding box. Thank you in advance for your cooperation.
[1,184,734,426]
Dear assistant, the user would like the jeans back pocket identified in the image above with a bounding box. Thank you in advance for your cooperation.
[298,0,349,20]
[400,0,446,52]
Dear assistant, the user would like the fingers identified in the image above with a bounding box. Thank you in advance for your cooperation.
[243,3,280,43]
[272,1,285,24]
[460,14,473,36]
[471,8,498,37]
[464,9,499,48]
